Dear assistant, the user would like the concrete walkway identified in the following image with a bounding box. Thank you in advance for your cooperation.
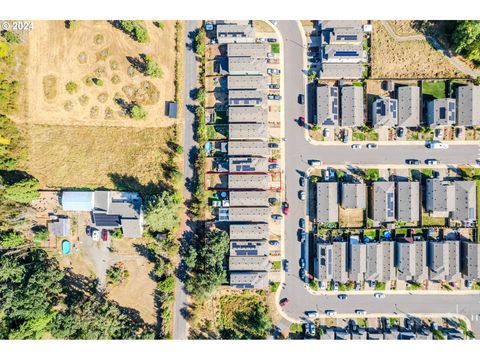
[380,21,480,78]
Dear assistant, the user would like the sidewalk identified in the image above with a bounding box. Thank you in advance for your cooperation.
[305,288,480,296]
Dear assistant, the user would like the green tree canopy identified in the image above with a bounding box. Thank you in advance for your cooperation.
[129,104,147,120]
[452,20,480,62]
[144,54,164,78]
[144,191,181,233]
[2,177,40,204]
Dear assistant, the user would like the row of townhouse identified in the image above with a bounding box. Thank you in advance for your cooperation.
[315,237,480,284]
[316,179,476,225]
[214,27,273,289]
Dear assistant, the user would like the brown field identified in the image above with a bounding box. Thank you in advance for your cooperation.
[18,20,178,128]
[371,21,464,79]
[19,124,174,189]
[339,207,365,228]
[387,21,422,37]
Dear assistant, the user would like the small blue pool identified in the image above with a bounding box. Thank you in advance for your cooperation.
[62,240,71,255]
[205,142,212,152]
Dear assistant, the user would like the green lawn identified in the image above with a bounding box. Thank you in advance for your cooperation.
[422,81,446,99]
[289,323,303,334]
[357,318,367,328]
[375,282,386,291]
[364,168,380,181]
[207,125,228,140]
[364,229,377,239]
[476,174,480,242]
[422,213,446,227]
[352,132,366,141]
[420,168,434,178]
[272,261,281,271]
[270,281,280,292]
[271,43,280,54]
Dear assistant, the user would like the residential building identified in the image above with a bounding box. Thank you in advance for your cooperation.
[349,237,366,282]
[216,23,256,44]
[341,85,364,127]
[227,43,269,58]
[454,181,477,222]
[227,75,268,90]
[425,178,455,217]
[320,20,363,31]
[396,181,420,222]
[229,256,269,271]
[396,239,428,282]
[47,216,70,237]
[426,98,456,127]
[341,182,366,209]
[428,240,461,282]
[456,85,480,127]
[322,44,363,63]
[228,174,269,190]
[230,271,268,289]
[227,141,269,157]
[228,157,268,173]
[61,191,143,238]
[461,241,480,280]
[229,223,269,240]
[228,106,268,123]
[228,57,267,75]
[372,182,396,223]
[365,241,395,282]
[316,182,339,223]
[228,123,268,140]
[222,207,270,222]
[228,191,269,207]
[319,63,363,79]
[372,97,398,128]
[316,85,339,126]
[321,27,363,46]
[397,86,420,127]
[230,240,268,257]
[315,241,348,283]
[228,90,266,107]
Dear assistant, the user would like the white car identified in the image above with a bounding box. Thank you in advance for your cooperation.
[374,293,386,299]
[425,159,439,165]
[305,311,319,318]
[351,144,362,149]
[325,310,337,316]
[355,309,367,315]
[427,141,449,149]
[92,230,100,242]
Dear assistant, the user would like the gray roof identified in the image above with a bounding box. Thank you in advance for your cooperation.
[230,240,269,257]
[228,174,269,189]
[228,191,269,207]
[319,63,363,79]
[372,97,398,128]
[227,75,268,90]
[230,271,268,289]
[456,85,480,126]
[228,106,268,123]
[321,27,363,45]
[461,241,480,280]
[229,223,269,240]
[427,98,456,126]
[428,240,461,282]
[227,207,270,222]
[425,178,455,216]
[349,241,366,282]
[228,90,266,107]
[228,57,267,75]
[316,182,339,223]
[229,123,268,140]
[372,182,396,223]
[397,86,420,127]
[453,181,476,222]
[395,181,420,222]
[322,44,363,63]
[341,86,364,127]
[315,241,348,283]
[229,156,268,173]
[227,141,269,156]
[229,256,269,271]
[321,20,363,30]
[227,43,269,58]
[396,240,428,282]
[316,85,339,127]
[341,182,366,209]
[216,24,255,44]
[365,241,395,282]
[48,216,70,237]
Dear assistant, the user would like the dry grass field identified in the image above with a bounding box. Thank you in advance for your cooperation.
[371,21,464,78]
[19,20,178,128]
[387,21,422,36]
[339,207,365,228]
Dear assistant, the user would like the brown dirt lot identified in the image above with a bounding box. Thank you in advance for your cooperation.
[19,123,174,189]
[387,21,422,37]
[19,20,178,128]
[371,21,464,79]
[339,207,365,228]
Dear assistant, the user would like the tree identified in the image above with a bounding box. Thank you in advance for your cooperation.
[1,31,21,44]
[144,54,163,78]
[0,115,22,170]
[144,191,181,233]
[195,88,206,103]
[157,275,175,294]
[106,263,129,286]
[2,177,40,204]
[0,232,25,248]
[308,71,317,81]
[65,81,78,94]
[33,227,48,242]
[93,78,103,86]
[117,21,149,43]
[452,21,480,63]
[194,28,206,56]
[0,74,19,114]
[128,104,147,120]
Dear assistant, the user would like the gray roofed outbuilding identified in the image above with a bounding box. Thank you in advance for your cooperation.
[316,85,339,127]
[461,241,480,280]
[227,43,269,58]
[227,141,269,157]
[227,75,268,90]
[319,63,363,79]
[396,239,428,282]
[428,240,461,282]
[372,97,398,128]
[426,98,456,126]
[48,216,70,237]
[229,256,269,271]
[228,57,267,75]
[365,241,395,282]
[230,240,268,257]
[228,157,268,173]
[453,181,476,222]
[397,86,420,127]
[216,24,256,44]
[227,207,270,222]
[228,174,269,190]
[349,241,366,282]
[228,90,266,107]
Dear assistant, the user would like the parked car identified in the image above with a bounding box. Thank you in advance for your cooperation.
[406,159,420,165]
[366,143,377,149]
[283,259,289,272]
[299,270,306,282]
[268,94,275,100]
[101,229,108,242]
[299,176,305,187]
[268,142,279,148]
[466,280,473,289]
[338,294,348,300]
[308,160,322,166]
[351,144,362,149]
[435,128,444,138]
[268,94,281,100]
[374,293,386,299]
[279,298,289,307]
[397,127,404,137]
[323,169,330,181]
[355,309,367,315]
[333,282,339,291]
[267,38,277,43]
[298,94,305,104]
[204,22,214,31]
[299,230,307,242]
[268,163,280,170]
[269,240,280,246]
[257,37,268,43]
[269,83,280,89]
[268,197,279,205]
[319,281,327,290]
[325,310,337,316]
[299,218,305,229]
[86,225,91,236]
[299,190,306,200]
[342,130,349,143]
[299,258,305,269]
[272,214,283,220]
[323,128,330,137]
[269,157,278,163]
[425,159,439,165]
[92,229,100,242]
[269,20,278,26]
[304,322,316,337]
[282,202,289,215]
[456,127,463,138]
[355,282,361,291]
[298,116,305,127]
[426,141,448,149]
[267,68,280,74]
[305,311,319,318]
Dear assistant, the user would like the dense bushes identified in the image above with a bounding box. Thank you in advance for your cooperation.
[117,21,149,43]
[452,21,480,63]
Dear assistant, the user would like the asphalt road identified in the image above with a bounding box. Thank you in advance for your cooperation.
[276,20,480,336]
[173,20,198,340]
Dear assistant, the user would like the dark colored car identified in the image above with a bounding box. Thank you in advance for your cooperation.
[405,159,420,165]
[397,127,404,137]
[279,298,289,307]
[269,83,280,89]
[283,259,289,272]
[268,142,279,148]
[299,176,305,187]
[298,94,305,104]
[299,218,305,229]
[282,202,289,215]
[456,127,463,138]
[101,229,108,242]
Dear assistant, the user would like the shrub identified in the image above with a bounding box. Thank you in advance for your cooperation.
[111,228,123,239]
[1,31,21,44]
[118,21,149,43]
[93,78,103,86]
[106,262,129,286]
[3,177,40,204]
[65,81,78,94]
[128,104,147,120]
[34,228,49,242]
[144,54,163,78]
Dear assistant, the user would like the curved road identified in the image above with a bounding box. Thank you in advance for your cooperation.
[276,20,480,335]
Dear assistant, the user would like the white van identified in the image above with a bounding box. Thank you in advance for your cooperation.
[305,311,319,318]
[427,141,448,149]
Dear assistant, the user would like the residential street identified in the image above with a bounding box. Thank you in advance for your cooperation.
[173,20,198,340]
[275,20,480,335]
